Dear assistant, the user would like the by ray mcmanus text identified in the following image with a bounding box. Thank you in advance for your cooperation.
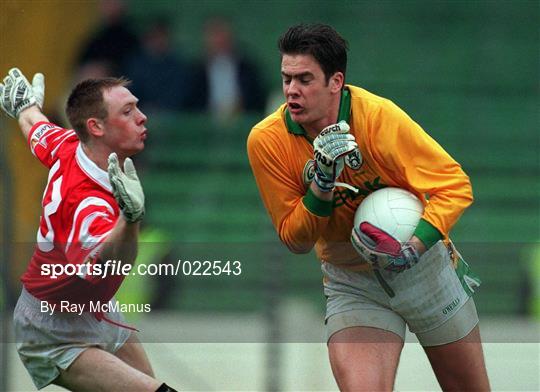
[41,300,152,315]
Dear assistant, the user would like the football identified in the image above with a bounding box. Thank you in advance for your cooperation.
[353,187,424,243]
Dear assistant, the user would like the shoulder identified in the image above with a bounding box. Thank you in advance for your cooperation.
[29,122,78,154]
[348,85,394,112]
[248,105,288,149]
[348,85,410,124]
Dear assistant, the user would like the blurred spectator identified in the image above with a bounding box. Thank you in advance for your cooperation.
[125,19,192,112]
[76,0,140,77]
[189,17,266,123]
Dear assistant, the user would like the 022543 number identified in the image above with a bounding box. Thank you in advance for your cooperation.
[179,260,242,276]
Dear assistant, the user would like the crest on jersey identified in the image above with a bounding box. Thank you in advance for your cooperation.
[302,159,316,185]
[345,149,363,170]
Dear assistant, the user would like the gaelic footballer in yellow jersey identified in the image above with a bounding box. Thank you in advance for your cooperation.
[247,23,490,392]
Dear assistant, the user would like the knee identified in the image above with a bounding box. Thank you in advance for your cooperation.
[435,365,490,392]
[330,356,394,392]
[334,371,394,392]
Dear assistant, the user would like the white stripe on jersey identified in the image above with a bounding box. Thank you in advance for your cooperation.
[36,160,62,252]
[80,211,114,249]
[50,130,76,158]
[65,197,115,253]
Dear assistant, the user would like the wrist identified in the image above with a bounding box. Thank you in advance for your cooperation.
[18,105,44,125]
[303,186,333,216]
[121,209,145,224]
[409,236,427,256]
[313,173,335,193]
[18,106,48,138]
[310,181,333,201]
[119,214,142,229]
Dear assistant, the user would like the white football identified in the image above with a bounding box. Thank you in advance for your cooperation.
[353,187,424,243]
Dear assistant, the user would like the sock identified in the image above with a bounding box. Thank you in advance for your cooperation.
[155,383,178,392]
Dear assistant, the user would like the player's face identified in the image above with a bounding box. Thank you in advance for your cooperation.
[102,86,147,157]
[281,53,343,133]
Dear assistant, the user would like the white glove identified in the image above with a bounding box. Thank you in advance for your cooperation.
[313,121,357,192]
[108,153,145,223]
[0,68,45,118]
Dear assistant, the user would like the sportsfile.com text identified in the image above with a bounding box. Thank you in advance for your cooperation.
[41,259,243,279]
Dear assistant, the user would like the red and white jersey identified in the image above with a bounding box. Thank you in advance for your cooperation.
[21,122,124,305]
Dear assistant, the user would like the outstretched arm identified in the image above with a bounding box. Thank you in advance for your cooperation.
[0,68,47,139]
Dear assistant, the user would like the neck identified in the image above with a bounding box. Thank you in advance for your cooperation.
[82,142,118,171]
[302,105,339,139]
[303,98,341,140]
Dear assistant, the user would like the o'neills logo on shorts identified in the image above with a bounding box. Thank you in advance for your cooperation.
[302,159,316,185]
[442,297,461,315]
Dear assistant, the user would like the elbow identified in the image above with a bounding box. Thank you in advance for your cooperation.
[464,177,474,208]
[465,192,474,209]
[287,244,313,254]
[279,234,314,254]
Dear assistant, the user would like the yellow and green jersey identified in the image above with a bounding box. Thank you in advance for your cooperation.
[247,85,473,270]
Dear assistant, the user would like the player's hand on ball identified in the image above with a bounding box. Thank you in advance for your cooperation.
[351,222,420,272]
[108,153,145,223]
[312,121,357,192]
[0,68,45,118]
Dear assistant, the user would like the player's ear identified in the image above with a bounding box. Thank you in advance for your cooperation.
[86,117,105,137]
[329,72,344,93]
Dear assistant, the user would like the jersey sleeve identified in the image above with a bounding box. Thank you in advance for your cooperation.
[369,100,473,245]
[28,121,78,168]
[247,128,330,253]
[64,196,118,283]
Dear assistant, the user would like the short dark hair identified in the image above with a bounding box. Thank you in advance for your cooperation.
[278,24,348,83]
[66,77,131,143]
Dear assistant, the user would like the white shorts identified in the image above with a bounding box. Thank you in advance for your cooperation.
[13,288,131,389]
[323,241,481,346]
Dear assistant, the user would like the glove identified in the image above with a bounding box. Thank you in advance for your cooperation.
[312,121,357,192]
[108,153,145,223]
[0,68,45,118]
[351,222,420,272]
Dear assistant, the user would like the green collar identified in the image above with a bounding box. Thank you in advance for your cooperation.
[285,87,351,136]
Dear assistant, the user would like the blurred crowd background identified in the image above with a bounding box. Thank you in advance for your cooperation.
[1,0,538,338]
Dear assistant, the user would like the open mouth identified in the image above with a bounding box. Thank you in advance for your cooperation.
[288,102,303,113]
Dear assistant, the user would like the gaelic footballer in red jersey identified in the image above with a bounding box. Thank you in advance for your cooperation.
[23,122,125,305]
[0,68,178,391]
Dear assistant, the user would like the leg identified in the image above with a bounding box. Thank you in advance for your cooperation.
[55,347,162,392]
[328,326,404,392]
[115,332,155,377]
[321,261,407,391]
[424,325,490,391]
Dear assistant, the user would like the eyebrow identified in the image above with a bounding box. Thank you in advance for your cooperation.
[281,71,314,79]
[120,100,138,109]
